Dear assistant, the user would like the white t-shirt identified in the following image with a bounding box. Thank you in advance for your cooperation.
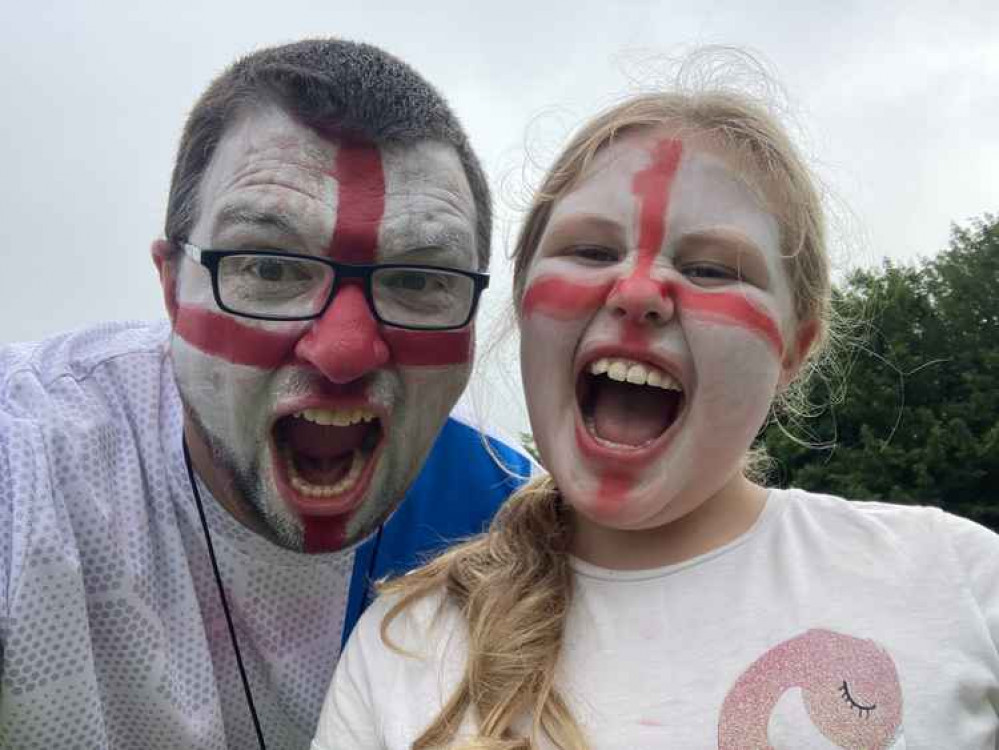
[315,489,999,749]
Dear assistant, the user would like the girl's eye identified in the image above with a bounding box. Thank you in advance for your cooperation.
[681,262,742,286]
[566,245,620,264]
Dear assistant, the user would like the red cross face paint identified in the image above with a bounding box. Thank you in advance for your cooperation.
[519,129,803,542]
[166,106,478,552]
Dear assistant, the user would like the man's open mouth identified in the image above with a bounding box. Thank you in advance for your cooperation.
[577,357,684,449]
[272,407,383,505]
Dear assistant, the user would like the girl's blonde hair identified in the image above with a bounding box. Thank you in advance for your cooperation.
[380,84,831,749]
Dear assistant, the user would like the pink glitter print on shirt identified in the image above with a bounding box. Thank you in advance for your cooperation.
[718,629,904,749]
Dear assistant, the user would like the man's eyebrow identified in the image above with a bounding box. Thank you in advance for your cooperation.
[388,242,469,266]
[211,204,302,242]
[381,225,476,262]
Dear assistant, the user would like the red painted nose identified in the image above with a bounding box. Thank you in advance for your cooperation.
[294,282,390,383]
[607,275,674,326]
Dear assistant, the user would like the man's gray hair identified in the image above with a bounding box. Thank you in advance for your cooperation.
[165,38,491,268]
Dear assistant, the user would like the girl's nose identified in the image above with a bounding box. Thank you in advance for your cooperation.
[606,275,675,327]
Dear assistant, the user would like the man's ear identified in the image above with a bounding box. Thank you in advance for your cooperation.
[151,239,179,325]
[778,319,819,390]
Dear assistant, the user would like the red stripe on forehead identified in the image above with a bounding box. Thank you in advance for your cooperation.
[328,138,386,264]
[174,305,299,368]
[632,139,684,273]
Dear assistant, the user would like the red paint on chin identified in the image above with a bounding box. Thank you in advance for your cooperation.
[596,473,632,516]
[383,328,472,367]
[328,139,385,264]
[174,305,300,367]
[303,517,347,553]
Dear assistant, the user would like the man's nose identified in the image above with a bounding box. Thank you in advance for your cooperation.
[606,274,675,327]
[294,282,390,383]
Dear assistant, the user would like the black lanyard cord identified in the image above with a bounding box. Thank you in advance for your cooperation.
[183,437,267,750]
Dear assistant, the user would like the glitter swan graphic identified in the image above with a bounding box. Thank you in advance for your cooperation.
[718,629,904,749]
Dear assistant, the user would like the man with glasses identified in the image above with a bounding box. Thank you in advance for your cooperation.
[0,39,527,749]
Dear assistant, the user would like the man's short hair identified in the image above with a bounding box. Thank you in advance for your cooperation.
[165,38,491,269]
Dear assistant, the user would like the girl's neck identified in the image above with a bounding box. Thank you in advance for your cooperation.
[570,475,768,571]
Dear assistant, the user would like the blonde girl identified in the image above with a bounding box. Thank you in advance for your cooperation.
[312,86,999,749]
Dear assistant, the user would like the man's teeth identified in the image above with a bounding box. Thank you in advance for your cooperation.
[588,357,682,391]
[285,448,367,497]
[295,408,377,427]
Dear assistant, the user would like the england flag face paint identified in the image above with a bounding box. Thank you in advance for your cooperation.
[520,129,805,534]
[162,106,477,552]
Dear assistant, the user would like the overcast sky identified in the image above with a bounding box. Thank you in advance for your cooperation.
[2,0,996,437]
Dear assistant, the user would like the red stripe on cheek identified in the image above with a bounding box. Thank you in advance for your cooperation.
[382,328,473,366]
[632,139,684,273]
[174,305,300,368]
[303,517,346,553]
[675,285,784,354]
[328,139,385,264]
[522,277,614,320]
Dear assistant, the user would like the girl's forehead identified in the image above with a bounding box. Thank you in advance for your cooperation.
[550,130,781,255]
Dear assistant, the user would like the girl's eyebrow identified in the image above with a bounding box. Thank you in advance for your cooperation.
[542,213,626,249]
[677,229,772,286]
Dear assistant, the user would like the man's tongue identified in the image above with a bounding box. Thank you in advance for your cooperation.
[280,418,371,486]
[591,380,676,446]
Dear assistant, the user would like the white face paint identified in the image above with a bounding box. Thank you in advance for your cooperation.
[164,105,478,552]
[519,129,806,543]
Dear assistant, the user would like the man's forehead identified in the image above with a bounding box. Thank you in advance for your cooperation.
[206,106,469,192]
[194,106,477,263]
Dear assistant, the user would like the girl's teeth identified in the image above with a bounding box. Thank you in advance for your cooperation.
[608,361,629,382]
[626,364,648,384]
[587,357,682,391]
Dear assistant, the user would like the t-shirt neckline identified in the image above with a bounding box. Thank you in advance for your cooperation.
[568,488,785,582]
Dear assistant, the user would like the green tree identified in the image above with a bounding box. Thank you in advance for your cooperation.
[765,214,999,527]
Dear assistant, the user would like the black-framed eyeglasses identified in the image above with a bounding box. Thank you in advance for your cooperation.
[178,243,489,331]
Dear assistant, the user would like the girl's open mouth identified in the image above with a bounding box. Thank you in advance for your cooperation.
[577,356,684,449]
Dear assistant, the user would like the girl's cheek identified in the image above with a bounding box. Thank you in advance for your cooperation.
[674,285,785,358]
[685,321,783,414]
[521,275,614,322]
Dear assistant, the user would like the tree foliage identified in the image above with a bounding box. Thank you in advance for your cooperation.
[764,214,999,528]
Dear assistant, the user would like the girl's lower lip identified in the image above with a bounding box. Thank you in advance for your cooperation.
[573,404,681,469]
[270,438,383,517]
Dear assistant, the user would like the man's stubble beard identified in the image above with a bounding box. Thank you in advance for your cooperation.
[178,365,421,553]
[183,402,304,549]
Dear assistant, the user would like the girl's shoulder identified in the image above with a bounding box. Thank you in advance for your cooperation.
[774,487,999,573]
[351,585,467,665]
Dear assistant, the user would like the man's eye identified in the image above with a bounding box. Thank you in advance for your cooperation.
[250,259,287,281]
[567,246,619,264]
[382,272,430,291]
[244,258,313,282]
[682,263,741,286]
